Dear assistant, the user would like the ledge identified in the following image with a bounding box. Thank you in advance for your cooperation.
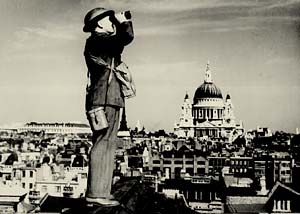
[38,177,197,214]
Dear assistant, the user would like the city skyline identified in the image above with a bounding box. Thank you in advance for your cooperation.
[0,0,299,132]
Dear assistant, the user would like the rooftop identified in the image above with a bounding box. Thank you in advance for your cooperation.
[38,177,197,214]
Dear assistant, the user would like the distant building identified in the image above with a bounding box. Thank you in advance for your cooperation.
[249,126,272,138]
[149,145,208,179]
[18,167,37,192]
[35,166,88,199]
[174,62,243,141]
[0,185,28,213]
[225,181,300,213]
[117,108,132,150]
[229,156,253,177]
[162,176,224,213]
[18,122,91,134]
[272,156,293,184]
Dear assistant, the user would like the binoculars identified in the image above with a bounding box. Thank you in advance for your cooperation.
[117,11,131,20]
[110,11,131,24]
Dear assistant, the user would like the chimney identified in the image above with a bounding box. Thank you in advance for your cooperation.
[259,176,268,195]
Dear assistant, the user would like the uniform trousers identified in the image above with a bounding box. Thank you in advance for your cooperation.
[86,106,120,198]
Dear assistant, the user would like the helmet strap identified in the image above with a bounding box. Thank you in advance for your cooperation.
[97,23,103,29]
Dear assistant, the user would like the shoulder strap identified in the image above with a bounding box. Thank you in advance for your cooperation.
[86,70,90,92]
[104,57,114,109]
[108,58,114,84]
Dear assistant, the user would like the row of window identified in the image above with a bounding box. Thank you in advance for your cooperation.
[20,128,87,133]
[193,108,223,120]
[230,168,248,173]
[185,190,219,201]
[155,159,249,166]
[153,160,206,165]
[209,159,226,166]
[22,170,34,178]
[273,200,291,211]
[153,159,292,172]
[274,169,291,175]
[275,162,290,168]
[231,160,250,166]
[41,185,74,193]
[152,167,206,175]
[22,182,34,189]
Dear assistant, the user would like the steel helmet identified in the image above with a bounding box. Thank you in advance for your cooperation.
[83,7,114,32]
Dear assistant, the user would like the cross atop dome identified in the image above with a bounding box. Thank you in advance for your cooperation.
[204,60,213,83]
[206,60,210,70]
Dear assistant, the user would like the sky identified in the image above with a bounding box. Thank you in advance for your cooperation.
[0,0,299,133]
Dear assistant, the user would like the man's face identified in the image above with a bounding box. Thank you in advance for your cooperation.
[97,16,115,34]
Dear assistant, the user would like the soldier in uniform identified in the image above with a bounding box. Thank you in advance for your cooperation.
[83,8,134,206]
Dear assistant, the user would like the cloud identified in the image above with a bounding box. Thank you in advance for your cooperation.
[131,0,300,37]
[265,57,293,65]
[1,22,82,61]
[21,26,78,41]
[13,24,79,44]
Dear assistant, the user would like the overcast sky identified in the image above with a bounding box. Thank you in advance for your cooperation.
[0,0,299,133]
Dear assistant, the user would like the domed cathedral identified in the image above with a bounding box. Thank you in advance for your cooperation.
[174,62,244,142]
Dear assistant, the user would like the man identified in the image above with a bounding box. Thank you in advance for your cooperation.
[83,8,134,206]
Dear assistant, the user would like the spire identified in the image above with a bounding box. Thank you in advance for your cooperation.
[226,92,231,100]
[119,107,129,131]
[135,120,142,132]
[204,61,213,83]
[184,91,189,100]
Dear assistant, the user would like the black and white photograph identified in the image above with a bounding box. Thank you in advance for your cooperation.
[0,0,300,213]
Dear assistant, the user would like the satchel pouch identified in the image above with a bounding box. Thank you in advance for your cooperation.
[87,107,108,131]
[115,62,136,99]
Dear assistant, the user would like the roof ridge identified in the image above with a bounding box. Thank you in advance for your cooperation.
[267,181,300,200]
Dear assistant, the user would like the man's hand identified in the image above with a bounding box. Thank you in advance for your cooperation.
[114,11,131,23]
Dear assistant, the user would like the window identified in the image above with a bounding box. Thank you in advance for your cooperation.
[153,167,160,173]
[175,167,182,177]
[197,161,205,165]
[22,183,25,189]
[282,163,289,167]
[174,160,183,165]
[41,185,47,192]
[186,168,193,175]
[273,200,291,212]
[29,183,33,189]
[281,200,285,210]
[197,168,205,175]
[56,186,61,193]
[186,161,194,165]
[30,171,34,178]
[185,154,193,158]
[22,171,26,177]
[153,160,160,164]
[81,173,87,179]
[163,160,171,164]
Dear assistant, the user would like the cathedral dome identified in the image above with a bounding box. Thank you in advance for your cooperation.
[194,82,223,101]
[193,62,223,103]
